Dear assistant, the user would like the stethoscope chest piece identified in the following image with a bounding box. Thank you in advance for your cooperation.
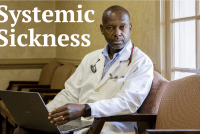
[91,59,100,73]
[91,65,97,73]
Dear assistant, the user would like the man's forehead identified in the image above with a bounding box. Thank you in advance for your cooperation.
[103,12,129,24]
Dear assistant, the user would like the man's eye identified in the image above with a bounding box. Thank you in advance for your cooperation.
[121,26,126,29]
[107,27,113,30]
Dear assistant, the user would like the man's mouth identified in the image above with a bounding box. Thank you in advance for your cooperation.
[112,40,123,44]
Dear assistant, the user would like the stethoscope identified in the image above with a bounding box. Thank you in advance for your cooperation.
[91,44,134,79]
[90,59,100,73]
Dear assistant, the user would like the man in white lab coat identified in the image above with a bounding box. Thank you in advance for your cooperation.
[46,5,154,134]
[14,5,153,134]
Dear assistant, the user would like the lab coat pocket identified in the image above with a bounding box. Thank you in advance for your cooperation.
[105,77,125,98]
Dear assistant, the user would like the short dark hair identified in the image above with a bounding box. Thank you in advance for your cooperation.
[102,5,130,24]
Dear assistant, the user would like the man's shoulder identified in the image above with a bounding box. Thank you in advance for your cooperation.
[87,49,103,56]
[132,47,153,63]
[84,49,103,59]
[80,49,103,65]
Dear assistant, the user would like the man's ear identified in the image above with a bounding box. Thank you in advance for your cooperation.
[129,23,132,34]
[100,24,104,35]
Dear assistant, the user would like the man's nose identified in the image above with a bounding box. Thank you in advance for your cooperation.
[114,28,121,37]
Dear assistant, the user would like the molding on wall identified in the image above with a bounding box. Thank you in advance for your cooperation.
[0,59,56,64]
[0,58,155,70]
[0,58,81,69]
[0,59,56,69]
[56,59,81,66]
[0,63,46,69]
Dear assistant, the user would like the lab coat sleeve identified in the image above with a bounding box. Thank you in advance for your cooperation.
[87,56,154,117]
[46,60,84,112]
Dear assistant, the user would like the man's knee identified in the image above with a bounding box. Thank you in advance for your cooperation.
[13,127,33,134]
[13,127,20,134]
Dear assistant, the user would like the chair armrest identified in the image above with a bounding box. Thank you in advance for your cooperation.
[6,81,39,90]
[29,88,62,93]
[17,85,50,91]
[9,81,39,84]
[87,114,157,134]
[98,113,157,122]
[43,95,56,104]
[146,129,200,134]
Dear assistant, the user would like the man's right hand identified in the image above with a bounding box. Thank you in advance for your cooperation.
[48,103,86,125]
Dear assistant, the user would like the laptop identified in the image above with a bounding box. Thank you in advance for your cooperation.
[0,90,92,134]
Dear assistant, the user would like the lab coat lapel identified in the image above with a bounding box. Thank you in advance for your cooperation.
[95,41,133,89]
[97,59,120,88]
[95,54,105,83]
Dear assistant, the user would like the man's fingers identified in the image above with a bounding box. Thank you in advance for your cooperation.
[49,109,68,119]
[49,110,69,123]
[48,104,84,126]
[49,107,65,116]
[50,115,69,125]
[55,119,69,126]
[50,116,63,124]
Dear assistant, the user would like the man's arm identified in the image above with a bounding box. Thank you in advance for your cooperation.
[46,63,86,125]
[48,53,153,125]
[46,62,84,112]
[88,56,153,117]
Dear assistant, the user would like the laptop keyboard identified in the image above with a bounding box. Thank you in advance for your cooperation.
[58,124,82,131]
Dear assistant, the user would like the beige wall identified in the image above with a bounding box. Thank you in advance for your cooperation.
[0,1,55,90]
[55,1,158,69]
[0,1,158,62]
[0,0,160,90]
[0,1,56,59]
[0,69,42,91]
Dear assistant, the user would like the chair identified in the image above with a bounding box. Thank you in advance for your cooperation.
[86,71,169,134]
[146,74,200,133]
[87,74,200,134]
[29,63,77,104]
[12,63,77,134]
[10,63,76,127]
[0,61,61,134]
[6,61,62,92]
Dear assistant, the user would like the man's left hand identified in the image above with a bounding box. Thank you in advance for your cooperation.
[48,104,86,125]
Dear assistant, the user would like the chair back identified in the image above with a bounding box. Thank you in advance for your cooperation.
[156,74,200,129]
[138,71,168,114]
[137,71,168,134]
[38,61,62,85]
[50,63,76,89]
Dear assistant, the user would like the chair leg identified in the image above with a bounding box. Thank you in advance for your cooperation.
[6,116,9,134]
[150,121,156,129]
[0,114,3,134]
[5,116,17,134]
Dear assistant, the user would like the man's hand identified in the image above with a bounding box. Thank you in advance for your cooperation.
[48,104,86,125]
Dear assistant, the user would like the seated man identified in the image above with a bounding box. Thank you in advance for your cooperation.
[15,5,153,134]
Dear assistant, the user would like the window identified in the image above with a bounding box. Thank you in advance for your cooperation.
[166,0,200,80]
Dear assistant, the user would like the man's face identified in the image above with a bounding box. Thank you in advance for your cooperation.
[100,12,132,51]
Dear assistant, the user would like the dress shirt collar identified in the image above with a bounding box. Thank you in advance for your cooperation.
[102,40,132,61]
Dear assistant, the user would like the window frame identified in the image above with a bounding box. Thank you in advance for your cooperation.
[165,0,200,80]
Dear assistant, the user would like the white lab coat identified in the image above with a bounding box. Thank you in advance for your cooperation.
[46,41,154,134]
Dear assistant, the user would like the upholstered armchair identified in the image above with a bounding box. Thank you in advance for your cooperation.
[87,74,200,134]
[5,61,62,92]
[0,61,62,134]
[28,63,77,104]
